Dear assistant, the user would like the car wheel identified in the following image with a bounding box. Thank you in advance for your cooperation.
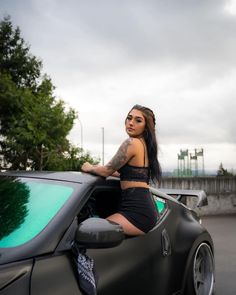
[185,242,215,295]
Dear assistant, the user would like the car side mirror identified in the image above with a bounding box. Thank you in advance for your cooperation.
[75,217,125,249]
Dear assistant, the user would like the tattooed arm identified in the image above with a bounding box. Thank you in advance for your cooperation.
[81,138,135,177]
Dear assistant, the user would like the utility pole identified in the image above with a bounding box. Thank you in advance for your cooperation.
[78,118,83,150]
[102,127,104,165]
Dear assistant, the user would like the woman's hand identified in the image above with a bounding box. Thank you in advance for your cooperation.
[81,161,117,177]
[81,162,94,173]
[111,171,120,178]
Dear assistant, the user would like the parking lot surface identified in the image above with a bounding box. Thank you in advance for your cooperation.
[202,214,236,295]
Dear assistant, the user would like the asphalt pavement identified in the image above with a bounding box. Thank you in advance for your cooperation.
[202,214,236,295]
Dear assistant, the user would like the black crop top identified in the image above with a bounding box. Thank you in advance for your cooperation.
[118,164,150,183]
[118,138,150,183]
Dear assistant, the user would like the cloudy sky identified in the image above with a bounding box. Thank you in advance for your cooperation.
[1,0,236,173]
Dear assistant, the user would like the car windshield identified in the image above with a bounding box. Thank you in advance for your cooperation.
[0,176,74,248]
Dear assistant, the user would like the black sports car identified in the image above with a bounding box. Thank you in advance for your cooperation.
[0,171,214,295]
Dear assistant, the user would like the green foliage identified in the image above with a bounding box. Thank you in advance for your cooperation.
[0,15,42,89]
[0,16,98,170]
[0,71,77,170]
[44,146,100,171]
[0,177,30,240]
[217,163,233,177]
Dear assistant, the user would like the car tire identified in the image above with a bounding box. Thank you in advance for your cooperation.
[185,242,215,295]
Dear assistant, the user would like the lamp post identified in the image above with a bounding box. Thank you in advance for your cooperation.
[102,127,104,165]
[78,118,83,150]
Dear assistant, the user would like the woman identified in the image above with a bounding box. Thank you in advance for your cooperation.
[81,104,162,236]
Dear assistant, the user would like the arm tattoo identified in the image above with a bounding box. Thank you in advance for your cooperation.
[106,138,133,171]
[89,165,99,175]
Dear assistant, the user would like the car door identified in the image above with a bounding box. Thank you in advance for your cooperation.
[87,228,160,295]
[30,252,83,295]
[30,186,169,295]
[84,187,168,295]
[0,260,33,295]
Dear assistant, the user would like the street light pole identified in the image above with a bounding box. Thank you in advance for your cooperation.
[102,127,104,165]
[78,118,83,150]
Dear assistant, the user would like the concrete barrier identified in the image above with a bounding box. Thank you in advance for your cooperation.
[159,176,236,216]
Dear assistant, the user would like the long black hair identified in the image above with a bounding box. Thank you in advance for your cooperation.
[129,104,162,184]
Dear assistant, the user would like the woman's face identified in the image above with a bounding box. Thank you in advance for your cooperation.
[125,109,146,137]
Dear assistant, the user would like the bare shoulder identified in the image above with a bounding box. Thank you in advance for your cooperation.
[132,137,143,144]
[127,138,147,165]
[120,137,137,150]
[105,137,135,171]
[121,137,133,146]
[124,138,145,157]
[130,137,145,148]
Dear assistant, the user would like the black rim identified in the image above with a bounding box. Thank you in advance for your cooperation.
[193,243,214,295]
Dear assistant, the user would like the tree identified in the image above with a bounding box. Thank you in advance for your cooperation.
[0,16,97,170]
[0,15,42,89]
[0,71,77,170]
[44,145,100,171]
[217,163,233,177]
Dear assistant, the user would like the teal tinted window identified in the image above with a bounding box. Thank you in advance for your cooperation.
[154,196,166,214]
[0,177,74,248]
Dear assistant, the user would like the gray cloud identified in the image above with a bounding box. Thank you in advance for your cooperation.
[1,0,236,170]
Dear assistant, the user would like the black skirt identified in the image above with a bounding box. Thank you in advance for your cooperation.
[118,187,158,233]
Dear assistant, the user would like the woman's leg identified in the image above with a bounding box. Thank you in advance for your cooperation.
[106,213,145,236]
